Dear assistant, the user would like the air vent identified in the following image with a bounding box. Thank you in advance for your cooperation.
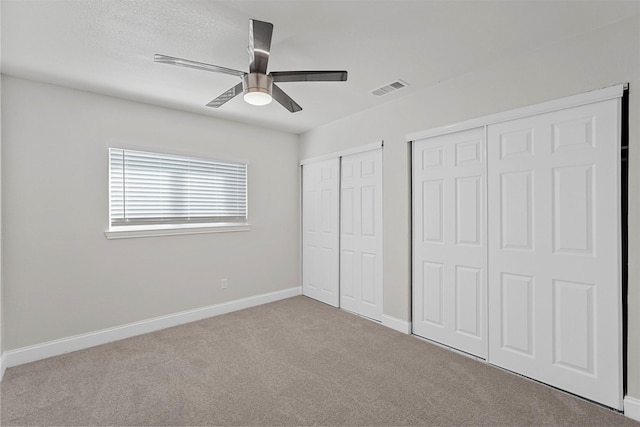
[372,79,409,96]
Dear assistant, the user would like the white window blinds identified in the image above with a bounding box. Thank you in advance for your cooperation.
[109,148,247,227]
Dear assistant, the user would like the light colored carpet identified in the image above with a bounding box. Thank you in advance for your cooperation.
[1,295,636,426]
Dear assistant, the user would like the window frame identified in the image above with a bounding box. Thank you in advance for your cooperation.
[105,146,251,239]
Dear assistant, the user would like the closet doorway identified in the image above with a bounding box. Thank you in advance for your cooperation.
[302,145,383,321]
[411,85,625,410]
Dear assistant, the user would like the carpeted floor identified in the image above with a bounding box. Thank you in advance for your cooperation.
[1,295,637,426]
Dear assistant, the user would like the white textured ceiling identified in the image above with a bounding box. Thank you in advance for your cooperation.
[1,0,638,134]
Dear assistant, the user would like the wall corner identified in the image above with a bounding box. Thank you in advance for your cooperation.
[624,396,640,422]
[0,353,6,382]
[382,314,411,334]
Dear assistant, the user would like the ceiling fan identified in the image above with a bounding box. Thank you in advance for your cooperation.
[155,19,348,113]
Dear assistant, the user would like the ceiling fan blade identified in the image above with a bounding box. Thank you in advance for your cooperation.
[206,83,244,108]
[270,71,348,82]
[155,54,245,78]
[272,83,302,113]
[248,19,273,74]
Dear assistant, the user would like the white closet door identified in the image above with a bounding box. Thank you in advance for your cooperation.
[488,99,622,409]
[340,149,383,320]
[413,128,487,358]
[302,158,340,307]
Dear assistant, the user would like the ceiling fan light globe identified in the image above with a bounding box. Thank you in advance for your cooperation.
[243,73,273,106]
[244,90,272,106]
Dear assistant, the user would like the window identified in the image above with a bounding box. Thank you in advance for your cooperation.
[107,148,249,238]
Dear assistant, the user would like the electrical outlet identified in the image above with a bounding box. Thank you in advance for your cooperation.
[221,278,228,289]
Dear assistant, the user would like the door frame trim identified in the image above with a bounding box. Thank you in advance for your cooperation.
[300,141,383,165]
[406,84,626,142]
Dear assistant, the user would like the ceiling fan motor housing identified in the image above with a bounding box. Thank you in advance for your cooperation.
[243,73,273,105]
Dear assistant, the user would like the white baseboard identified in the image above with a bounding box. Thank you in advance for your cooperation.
[4,286,301,369]
[625,396,640,422]
[381,314,411,334]
[0,353,6,381]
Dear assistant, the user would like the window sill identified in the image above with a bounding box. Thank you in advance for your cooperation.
[104,222,252,239]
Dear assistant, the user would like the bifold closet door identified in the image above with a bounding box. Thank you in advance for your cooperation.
[487,99,622,409]
[302,158,340,307]
[340,149,383,321]
[412,128,487,358]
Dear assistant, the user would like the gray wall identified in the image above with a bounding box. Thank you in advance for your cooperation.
[0,0,3,358]
[1,76,300,350]
[299,14,640,398]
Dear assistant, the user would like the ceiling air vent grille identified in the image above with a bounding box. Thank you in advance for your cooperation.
[372,80,409,96]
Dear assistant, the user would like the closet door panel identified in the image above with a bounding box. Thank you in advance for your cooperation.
[302,158,340,307]
[413,127,487,358]
[340,149,383,320]
[487,99,622,409]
